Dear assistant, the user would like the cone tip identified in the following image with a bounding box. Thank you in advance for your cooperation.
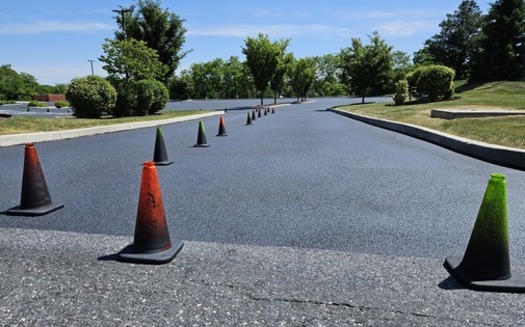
[491,173,505,182]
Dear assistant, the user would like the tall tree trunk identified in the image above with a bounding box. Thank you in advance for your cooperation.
[361,94,365,104]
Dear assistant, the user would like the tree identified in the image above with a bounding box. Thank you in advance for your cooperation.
[99,38,168,83]
[270,39,291,104]
[470,0,525,81]
[242,33,283,105]
[0,65,38,100]
[115,0,188,81]
[415,0,482,79]
[340,32,393,104]
[288,56,316,102]
[312,54,347,96]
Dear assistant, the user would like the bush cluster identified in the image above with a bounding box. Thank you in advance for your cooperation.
[406,65,455,102]
[54,100,70,108]
[112,79,169,117]
[64,75,169,119]
[66,76,117,118]
[28,100,47,107]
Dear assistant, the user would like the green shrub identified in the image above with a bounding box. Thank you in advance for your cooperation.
[112,80,138,118]
[28,100,48,107]
[112,79,169,117]
[393,79,409,105]
[54,100,70,108]
[66,76,117,118]
[147,80,168,115]
[415,65,455,102]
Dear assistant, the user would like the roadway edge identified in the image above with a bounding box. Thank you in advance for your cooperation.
[328,108,525,171]
[0,111,223,148]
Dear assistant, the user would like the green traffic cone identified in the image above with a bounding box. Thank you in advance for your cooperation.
[444,173,525,292]
[194,120,210,147]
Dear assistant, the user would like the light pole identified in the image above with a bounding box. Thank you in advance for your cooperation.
[112,6,133,39]
[87,60,95,76]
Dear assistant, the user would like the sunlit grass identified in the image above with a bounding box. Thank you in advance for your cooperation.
[0,110,207,135]
[339,81,525,149]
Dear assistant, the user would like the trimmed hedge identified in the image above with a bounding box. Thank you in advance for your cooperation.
[407,65,455,102]
[66,76,117,118]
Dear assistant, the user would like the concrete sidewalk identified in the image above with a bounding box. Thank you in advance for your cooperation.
[1,227,524,326]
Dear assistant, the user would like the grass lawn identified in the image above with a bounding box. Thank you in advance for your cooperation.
[0,110,207,136]
[338,81,525,149]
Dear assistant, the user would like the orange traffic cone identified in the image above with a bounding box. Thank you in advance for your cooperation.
[272,107,275,114]
[194,120,210,147]
[152,127,173,166]
[444,173,525,292]
[258,108,262,118]
[7,143,64,216]
[264,107,268,115]
[252,109,256,121]
[216,116,228,136]
[117,161,183,264]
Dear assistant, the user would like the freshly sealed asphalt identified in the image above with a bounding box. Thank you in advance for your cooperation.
[1,98,525,326]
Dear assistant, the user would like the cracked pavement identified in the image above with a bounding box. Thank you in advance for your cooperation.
[1,228,524,326]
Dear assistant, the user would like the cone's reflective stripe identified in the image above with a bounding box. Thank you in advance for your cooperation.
[133,162,172,253]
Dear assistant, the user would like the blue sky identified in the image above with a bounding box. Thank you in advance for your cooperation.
[1,0,492,85]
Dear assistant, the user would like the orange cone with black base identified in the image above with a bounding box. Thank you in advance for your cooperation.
[152,127,173,166]
[258,108,262,118]
[264,107,268,115]
[252,109,256,121]
[7,143,64,216]
[444,173,525,292]
[117,161,183,264]
[216,116,228,136]
[272,107,275,114]
[194,120,210,147]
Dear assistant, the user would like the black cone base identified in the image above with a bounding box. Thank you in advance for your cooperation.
[444,256,525,293]
[154,160,173,166]
[6,202,64,217]
[193,143,210,148]
[216,133,228,137]
[117,239,184,264]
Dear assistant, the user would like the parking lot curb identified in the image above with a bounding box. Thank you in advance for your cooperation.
[328,108,525,171]
[0,111,223,148]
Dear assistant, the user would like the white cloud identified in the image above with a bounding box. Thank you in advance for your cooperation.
[376,20,436,37]
[188,24,353,38]
[0,21,112,34]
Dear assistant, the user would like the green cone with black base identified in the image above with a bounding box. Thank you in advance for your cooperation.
[444,173,525,292]
[194,120,210,147]
[152,127,173,166]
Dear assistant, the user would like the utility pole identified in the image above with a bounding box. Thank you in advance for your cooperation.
[112,6,133,39]
[87,60,95,76]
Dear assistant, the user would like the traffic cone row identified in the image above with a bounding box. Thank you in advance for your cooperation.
[245,106,276,127]
[8,110,524,282]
